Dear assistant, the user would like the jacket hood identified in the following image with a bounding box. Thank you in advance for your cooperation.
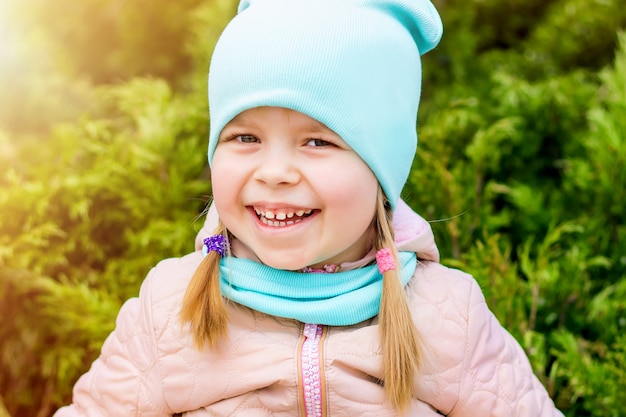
[194,199,439,262]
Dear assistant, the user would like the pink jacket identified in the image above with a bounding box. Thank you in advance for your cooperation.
[55,201,563,416]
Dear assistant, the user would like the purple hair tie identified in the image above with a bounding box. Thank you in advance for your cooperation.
[202,235,229,257]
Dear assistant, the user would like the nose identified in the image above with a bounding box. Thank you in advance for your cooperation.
[253,146,301,187]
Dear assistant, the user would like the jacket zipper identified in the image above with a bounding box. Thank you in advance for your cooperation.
[297,323,328,417]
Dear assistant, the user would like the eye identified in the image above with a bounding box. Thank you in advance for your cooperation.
[235,134,259,144]
[305,138,333,147]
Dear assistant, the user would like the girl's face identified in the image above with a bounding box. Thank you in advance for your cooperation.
[211,106,378,271]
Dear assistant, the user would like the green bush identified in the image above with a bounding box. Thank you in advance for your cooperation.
[413,31,626,415]
[0,79,210,416]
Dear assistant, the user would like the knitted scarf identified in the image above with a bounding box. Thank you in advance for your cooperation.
[218,252,417,325]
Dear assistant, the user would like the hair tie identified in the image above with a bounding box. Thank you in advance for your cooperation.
[202,235,229,258]
[376,248,395,274]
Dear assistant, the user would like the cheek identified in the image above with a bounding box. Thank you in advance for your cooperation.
[321,163,378,223]
[211,170,242,238]
[210,153,239,210]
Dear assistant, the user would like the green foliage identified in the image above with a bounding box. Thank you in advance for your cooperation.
[551,331,626,416]
[1,78,210,294]
[0,269,119,416]
[1,0,625,415]
[413,30,626,416]
[0,78,211,416]
[561,32,626,282]
[6,0,204,84]
[524,0,626,74]
[0,0,224,135]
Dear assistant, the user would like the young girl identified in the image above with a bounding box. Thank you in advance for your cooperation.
[55,0,564,415]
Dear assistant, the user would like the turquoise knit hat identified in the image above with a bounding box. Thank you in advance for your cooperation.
[208,0,443,207]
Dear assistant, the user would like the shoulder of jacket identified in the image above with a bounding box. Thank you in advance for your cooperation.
[129,251,204,339]
[410,260,478,292]
[141,251,203,302]
[406,261,486,320]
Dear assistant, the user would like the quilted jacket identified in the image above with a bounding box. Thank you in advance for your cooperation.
[54,201,564,416]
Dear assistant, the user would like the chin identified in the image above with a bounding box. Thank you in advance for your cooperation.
[257,254,311,272]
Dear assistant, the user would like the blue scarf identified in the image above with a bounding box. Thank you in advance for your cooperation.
[218,252,417,325]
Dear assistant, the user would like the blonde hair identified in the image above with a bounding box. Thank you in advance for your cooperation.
[179,222,229,349]
[373,187,421,411]
[180,187,421,409]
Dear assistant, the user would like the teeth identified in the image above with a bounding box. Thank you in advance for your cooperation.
[259,214,305,227]
[262,218,302,227]
[254,207,314,226]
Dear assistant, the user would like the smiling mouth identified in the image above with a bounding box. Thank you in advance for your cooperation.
[252,207,316,227]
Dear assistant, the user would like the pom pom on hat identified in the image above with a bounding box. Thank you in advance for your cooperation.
[208,0,443,207]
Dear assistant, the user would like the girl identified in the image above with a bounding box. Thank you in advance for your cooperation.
[55,0,564,415]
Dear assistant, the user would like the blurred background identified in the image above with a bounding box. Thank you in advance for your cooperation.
[1,0,625,415]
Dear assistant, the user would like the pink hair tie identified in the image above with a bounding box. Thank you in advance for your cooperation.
[376,248,395,274]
